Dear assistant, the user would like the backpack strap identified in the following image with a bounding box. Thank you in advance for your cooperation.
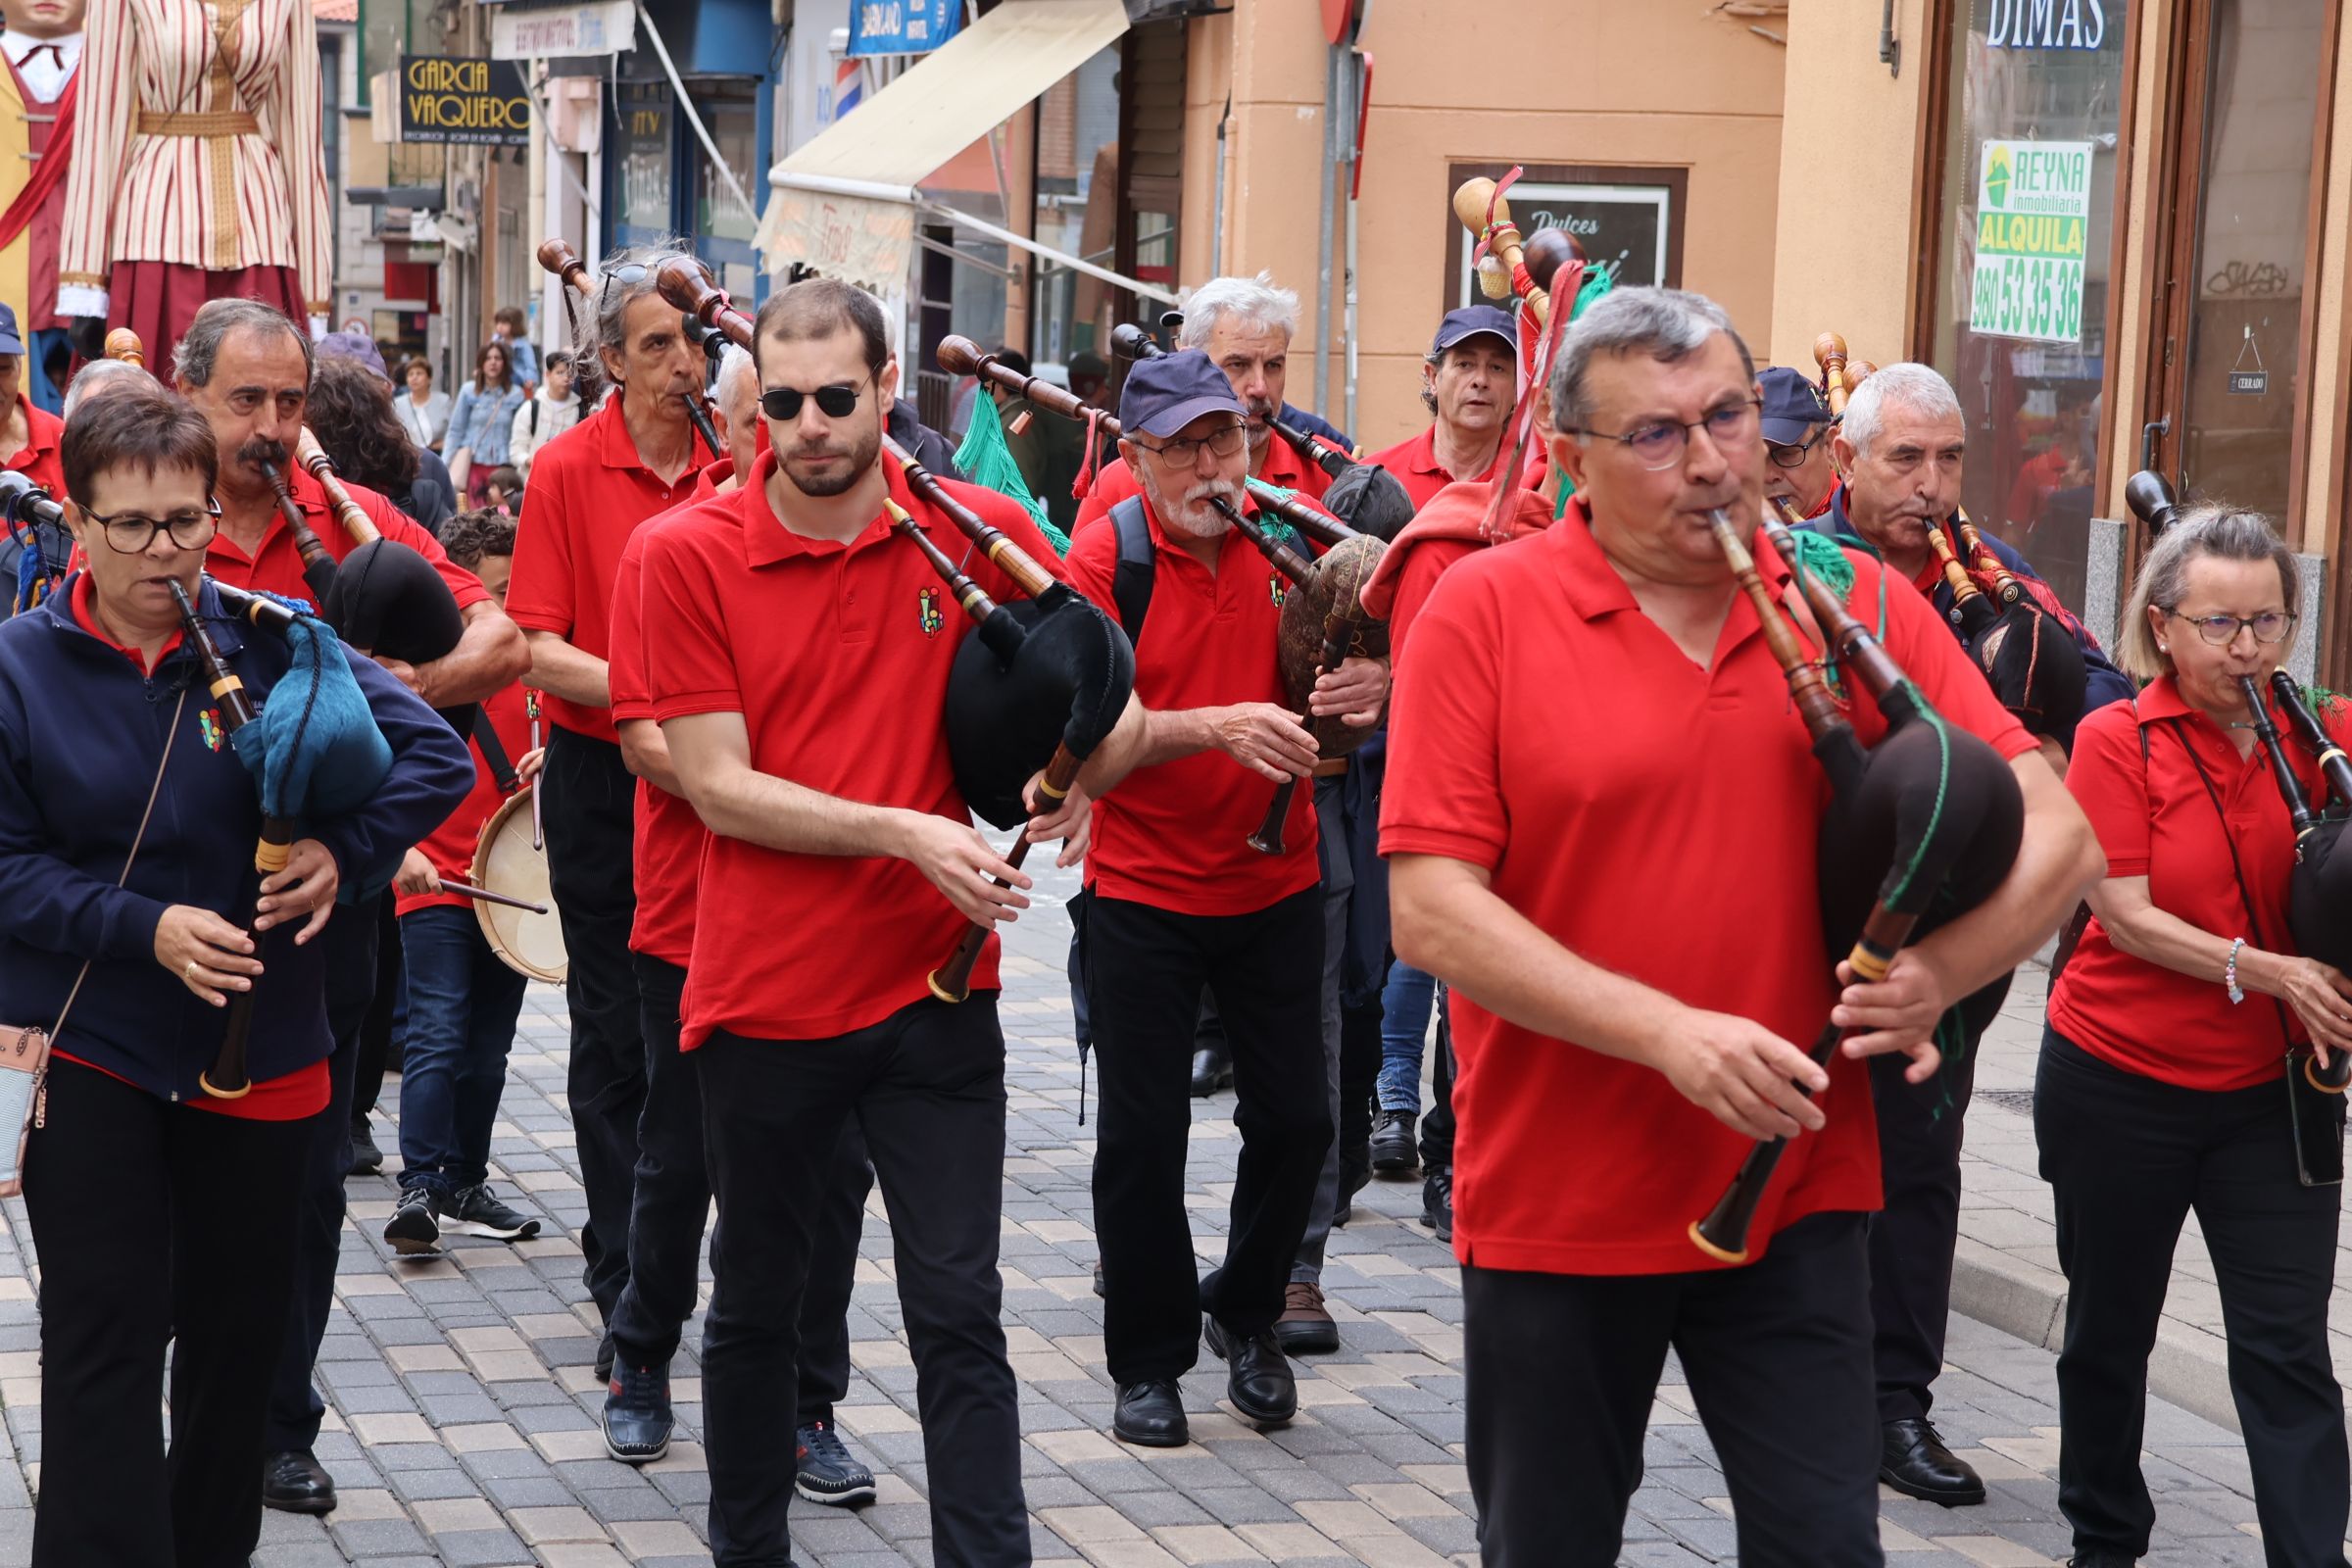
[1108,495,1155,648]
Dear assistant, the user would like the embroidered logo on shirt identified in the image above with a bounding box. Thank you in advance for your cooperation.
[198,710,223,752]
[918,587,945,639]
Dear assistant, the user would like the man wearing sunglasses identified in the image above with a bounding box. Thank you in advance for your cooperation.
[1061,350,1384,1451]
[1758,365,1839,520]
[635,277,1119,1566]
[507,245,712,1395]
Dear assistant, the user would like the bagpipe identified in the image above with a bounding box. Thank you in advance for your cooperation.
[1106,320,1416,541]
[644,258,1136,1004]
[940,331,1391,855]
[168,576,395,1097]
[1688,503,2026,1261]
[2238,677,2352,1095]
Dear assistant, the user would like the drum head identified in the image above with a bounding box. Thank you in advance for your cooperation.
[471,790,566,983]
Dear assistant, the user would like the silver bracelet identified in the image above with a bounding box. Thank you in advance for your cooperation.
[2226,937,2247,1004]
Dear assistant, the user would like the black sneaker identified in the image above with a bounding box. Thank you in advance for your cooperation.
[1370,1110,1419,1175]
[794,1420,877,1505]
[604,1361,672,1463]
[446,1183,541,1242]
[1421,1166,1453,1243]
[348,1115,383,1176]
[383,1185,440,1255]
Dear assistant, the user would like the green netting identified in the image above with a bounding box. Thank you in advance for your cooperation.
[955,397,1068,556]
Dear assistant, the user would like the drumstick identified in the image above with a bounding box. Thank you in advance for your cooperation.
[527,690,544,851]
[431,876,551,915]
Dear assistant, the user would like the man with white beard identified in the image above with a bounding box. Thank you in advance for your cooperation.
[1062,350,1388,1449]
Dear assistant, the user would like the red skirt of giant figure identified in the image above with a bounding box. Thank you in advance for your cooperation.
[107,261,306,380]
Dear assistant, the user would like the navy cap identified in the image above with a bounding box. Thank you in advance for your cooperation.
[0,304,23,358]
[1431,305,1515,358]
[1117,348,1246,440]
[318,330,391,382]
[1759,366,1832,446]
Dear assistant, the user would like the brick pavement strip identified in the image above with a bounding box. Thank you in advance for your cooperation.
[0,865,2299,1564]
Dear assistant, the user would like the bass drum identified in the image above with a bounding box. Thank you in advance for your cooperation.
[470,790,565,983]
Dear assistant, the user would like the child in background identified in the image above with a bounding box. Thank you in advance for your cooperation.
[386,509,545,1253]
[484,466,525,517]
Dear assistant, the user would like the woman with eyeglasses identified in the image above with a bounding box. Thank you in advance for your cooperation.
[0,387,470,1566]
[2040,504,2352,1568]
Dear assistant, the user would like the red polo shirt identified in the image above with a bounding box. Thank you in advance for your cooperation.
[1380,502,2034,1274]
[1063,494,1320,916]
[9,398,63,501]
[509,393,710,743]
[2049,677,2349,1091]
[204,466,489,615]
[396,681,531,918]
[1072,427,1334,535]
[638,452,1065,1046]
[607,477,729,969]
[1362,424,1508,512]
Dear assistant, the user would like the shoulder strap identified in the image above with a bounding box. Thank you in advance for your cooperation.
[472,707,518,793]
[51,686,186,1047]
[1109,495,1155,647]
[528,401,540,436]
[2161,715,2297,1052]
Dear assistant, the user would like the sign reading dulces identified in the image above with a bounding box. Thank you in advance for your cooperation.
[1969,139,2091,344]
[398,57,531,146]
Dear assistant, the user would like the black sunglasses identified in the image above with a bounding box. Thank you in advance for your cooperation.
[760,380,868,421]
[597,264,649,314]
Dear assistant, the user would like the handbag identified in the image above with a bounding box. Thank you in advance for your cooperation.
[2171,717,2346,1187]
[0,686,187,1195]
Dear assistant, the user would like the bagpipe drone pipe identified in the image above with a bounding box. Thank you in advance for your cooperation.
[2239,672,2352,1094]
[1688,504,2026,1262]
[642,256,1137,1003]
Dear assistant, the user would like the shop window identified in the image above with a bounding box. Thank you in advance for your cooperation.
[613,85,676,244]
[1924,1,2129,614]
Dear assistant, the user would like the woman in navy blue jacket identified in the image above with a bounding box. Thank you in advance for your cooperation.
[0,387,472,1567]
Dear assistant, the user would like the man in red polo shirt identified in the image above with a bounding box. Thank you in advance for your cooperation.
[167,296,531,1518]
[1072,271,1339,533]
[593,340,879,1507]
[0,304,62,498]
[1362,304,1517,510]
[1062,349,1383,1448]
[506,247,710,1379]
[1381,286,2101,1565]
[636,278,1083,1565]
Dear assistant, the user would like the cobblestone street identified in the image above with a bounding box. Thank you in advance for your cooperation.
[0,863,2302,1566]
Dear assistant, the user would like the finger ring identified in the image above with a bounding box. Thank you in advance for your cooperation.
[182,960,197,981]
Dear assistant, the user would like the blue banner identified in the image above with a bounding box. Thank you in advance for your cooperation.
[848,0,961,56]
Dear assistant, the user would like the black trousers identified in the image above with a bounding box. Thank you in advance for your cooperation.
[698,1000,1025,1567]
[2037,1029,2349,1566]
[1463,1211,1882,1568]
[1087,889,1332,1382]
[267,894,380,1452]
[1867,1035,1978,1423]
[1417,984,1455,1172]
[26,1058,311,1567]
[608,955,870,1422]
[543,726,646,1331]
[348,894,402,1123]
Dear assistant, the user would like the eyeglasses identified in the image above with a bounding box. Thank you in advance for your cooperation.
[1565,399,1763,471]
[1132,422,1249,468]
[760,380,868,421]
[82,498,221,554]
[1766,425,1829,468]
[2167,608,2297,646]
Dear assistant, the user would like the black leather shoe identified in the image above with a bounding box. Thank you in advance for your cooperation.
[1202,1315,1297,1427]
[1421,1166,1453,1243]
[1112,1379,1188,1447]
[1190,1046,1234,1097]
[262,1448,337,1515]
[1370,1110,1419,1174]
[1881,1417,1985,1505]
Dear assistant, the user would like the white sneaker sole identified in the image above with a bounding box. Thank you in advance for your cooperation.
[451,1214,541,1241]
[796,1474,878,1506]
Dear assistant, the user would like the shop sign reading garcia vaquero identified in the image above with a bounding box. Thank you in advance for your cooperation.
[399,57,530,146]
[1969,139,2091,345]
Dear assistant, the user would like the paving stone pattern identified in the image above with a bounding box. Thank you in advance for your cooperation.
[0,863,2297,1565]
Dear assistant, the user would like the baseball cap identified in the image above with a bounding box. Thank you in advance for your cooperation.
[0,304,24,358]
[1759,366,1833,446]
[318,330,391,383]
[1430,305,1515,358]
[1117,349,1246,440]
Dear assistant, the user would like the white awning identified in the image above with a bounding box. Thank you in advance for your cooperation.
[758,0,1175,305]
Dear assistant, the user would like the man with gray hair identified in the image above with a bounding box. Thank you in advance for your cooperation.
[1383,285,2101,1563]
[507,245,712,1390]
[1814,359,2131,1507]
[1072,270,1349,533]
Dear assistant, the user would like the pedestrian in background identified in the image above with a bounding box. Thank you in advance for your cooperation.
[396,357,451,453]
[447,341,525,505]
[509,351,580,479]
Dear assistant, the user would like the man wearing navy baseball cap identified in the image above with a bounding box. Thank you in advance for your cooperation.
[1364,304,1519,510]
[1060,349,1385,1450]
[1758,365,1839,519]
